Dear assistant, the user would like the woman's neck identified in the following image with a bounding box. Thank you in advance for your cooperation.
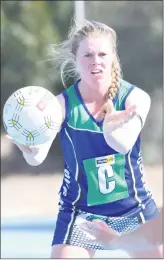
[78,80,110,103]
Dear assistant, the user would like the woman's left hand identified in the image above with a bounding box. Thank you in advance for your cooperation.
[103,100,137,132]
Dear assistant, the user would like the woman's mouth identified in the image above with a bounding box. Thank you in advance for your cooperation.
[91,69,103,75]
[91,69,104,78]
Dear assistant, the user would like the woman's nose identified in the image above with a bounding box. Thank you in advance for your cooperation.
[92,55,101,64]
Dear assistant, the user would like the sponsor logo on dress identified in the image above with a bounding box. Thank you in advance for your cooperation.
[95,155,115,167]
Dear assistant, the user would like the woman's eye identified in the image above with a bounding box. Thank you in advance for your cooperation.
[84,53,91,57]
[99,52,107,57]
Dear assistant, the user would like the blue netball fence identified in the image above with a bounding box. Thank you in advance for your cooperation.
[1,216,130,258]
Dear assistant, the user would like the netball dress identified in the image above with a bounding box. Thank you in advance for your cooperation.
[52,79,158,250]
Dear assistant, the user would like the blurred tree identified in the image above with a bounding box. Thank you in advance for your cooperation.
[85,1,162,93]
[1,1,73,120]
[1,1,73,175]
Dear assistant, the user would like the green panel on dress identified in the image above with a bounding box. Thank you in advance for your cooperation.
[66,85,103,132]
[83,154,129,206]
[66,79,132,130]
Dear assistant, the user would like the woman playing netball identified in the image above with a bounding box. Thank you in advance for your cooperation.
[7,20,162,258]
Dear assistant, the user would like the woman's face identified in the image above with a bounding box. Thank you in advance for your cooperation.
[76,35,114,90]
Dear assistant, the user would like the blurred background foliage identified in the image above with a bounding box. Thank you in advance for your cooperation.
[1,1,162,176]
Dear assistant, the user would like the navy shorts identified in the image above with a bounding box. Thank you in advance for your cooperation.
[51,198,159,250]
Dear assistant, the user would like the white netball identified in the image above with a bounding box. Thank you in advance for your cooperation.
[3,86,63,146]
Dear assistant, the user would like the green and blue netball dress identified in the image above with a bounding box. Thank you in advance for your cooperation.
[52,79,158,250]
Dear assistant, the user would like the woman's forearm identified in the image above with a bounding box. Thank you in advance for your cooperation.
[22,139,54,166]
[103,115,142,154]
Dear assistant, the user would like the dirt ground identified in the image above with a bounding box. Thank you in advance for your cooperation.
[1,166,163,218]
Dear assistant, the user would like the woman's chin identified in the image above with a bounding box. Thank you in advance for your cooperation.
[91,77,109,87]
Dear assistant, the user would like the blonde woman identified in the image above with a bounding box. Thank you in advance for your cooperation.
[8,20,161,258]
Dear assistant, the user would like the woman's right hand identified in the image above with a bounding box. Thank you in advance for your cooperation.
[5,135,42,155]
[6,133,54,166]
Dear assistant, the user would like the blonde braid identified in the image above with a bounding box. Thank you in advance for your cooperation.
[103,60,121,113]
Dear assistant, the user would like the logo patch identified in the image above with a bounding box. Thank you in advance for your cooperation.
[95,155,115,167]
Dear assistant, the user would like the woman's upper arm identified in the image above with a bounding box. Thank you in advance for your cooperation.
[125,87,151,127]
[56,93,66,128]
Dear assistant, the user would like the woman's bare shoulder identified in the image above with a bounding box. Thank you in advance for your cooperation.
[56,93,66,123]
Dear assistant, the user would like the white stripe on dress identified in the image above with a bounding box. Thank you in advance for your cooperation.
[139,211,146,223]
[127,149,145,210]
[67,123,103,133]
